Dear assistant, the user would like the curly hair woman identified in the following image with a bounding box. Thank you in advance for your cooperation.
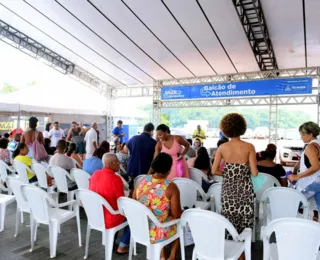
[212,113,257,260]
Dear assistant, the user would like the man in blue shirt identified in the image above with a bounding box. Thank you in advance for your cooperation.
[123,123,157,190]
[112,120,125,144]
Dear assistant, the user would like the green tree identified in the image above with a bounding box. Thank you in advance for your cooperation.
[0,83,18,94]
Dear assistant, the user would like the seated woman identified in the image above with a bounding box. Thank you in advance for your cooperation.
[99,140,110,153]
[192,138,202,151]
[133,152,181,260]
[13,143,37,183]
[66,143,83,168]
[116,143,129,171]
[256,144,287,186]
[0,138,11,166]
[188,147,213,192]
[83,148,106,175]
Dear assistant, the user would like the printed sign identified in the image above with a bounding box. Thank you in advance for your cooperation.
[161,78,312,100]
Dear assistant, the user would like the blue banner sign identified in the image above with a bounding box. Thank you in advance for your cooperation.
[161,78,312,100]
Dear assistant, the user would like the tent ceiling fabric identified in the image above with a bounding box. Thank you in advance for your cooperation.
[0,0,319,90]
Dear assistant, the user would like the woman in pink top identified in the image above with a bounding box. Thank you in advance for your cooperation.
[153,124,190,180]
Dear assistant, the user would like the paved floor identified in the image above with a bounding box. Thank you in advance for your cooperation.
[0,201,263,260]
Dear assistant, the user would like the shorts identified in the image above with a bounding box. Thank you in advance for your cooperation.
[76,142,86,155]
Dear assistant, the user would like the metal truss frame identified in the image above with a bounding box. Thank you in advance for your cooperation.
[0,20,74,74]
[232,0,278,70]
[152,81,162,128]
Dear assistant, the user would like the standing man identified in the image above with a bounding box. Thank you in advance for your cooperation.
[48,122,65,153]
[123,123,157,191]
[193,125,206,145]
[112,120,125,144]
[66,122,86,159]
[84,122,98,159]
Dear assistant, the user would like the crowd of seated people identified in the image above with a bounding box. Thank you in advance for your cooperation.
[5,114,320,260]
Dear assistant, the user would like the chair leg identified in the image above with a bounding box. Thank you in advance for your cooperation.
[134,242,137,256]
[49,222,59,258]
[14,208,20,237]
[29,218,37,252]
[192,250,196,260]
[21,211,24,224]
[104,231,114,260]
[76,206,82,247]
[180,234,186,260]
[128,238,134,260]
[84,225,91,259]
[149,246,161,260]
[67,192,73,211]
[0,204,5,232]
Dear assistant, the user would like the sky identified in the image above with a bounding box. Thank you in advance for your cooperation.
[0,39,317,121]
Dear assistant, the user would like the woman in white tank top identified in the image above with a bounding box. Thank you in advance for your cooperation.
[289,122,320,213]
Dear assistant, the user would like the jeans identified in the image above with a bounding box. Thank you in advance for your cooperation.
[303,181,320,210]
[115,221,131,247]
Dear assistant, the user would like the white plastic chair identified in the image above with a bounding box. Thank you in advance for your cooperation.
[262,218,320,260]
[117,197,180,260]
[47,166,76,210]
[0,182,15,232]
[206,183,222,213]
[14,161,36,184]
[0,159,16,182]
[7,178,31,237]
[32,163,56,193]
[189,168,208,186]
[116,173,129,196]
[21,184,81,258]
[71,158,81,168]
[260,187,309,226]
[134,175,147,188]
[76,189,128,260]
[180,209,252,260]
[71,168,91,190]
[172,178,210,210]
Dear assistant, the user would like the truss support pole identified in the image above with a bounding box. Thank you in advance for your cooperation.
[105,87,114,141]
[269,96,278,145]
[152,81,162,128]
[317,70,320,127]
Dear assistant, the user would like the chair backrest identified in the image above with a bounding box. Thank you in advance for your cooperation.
[206,183,222,213]
[71,169,90,190]
[32,163,48,189]
[134,175,147,188]
[172,178,206,209]
[181,209,239,259]
[261,187,309,221]
[76,189,112,231]
[263,218,320,260]
[20,184,50,224]
[14,161,31,184]
[7,178,29,212]
[115,173,129,190]
[48,166,71,193]
[71,158,80,168]
[189,168,208,186]
[0,160,14,182]
[118,197,156,245]
[256,172,281,201]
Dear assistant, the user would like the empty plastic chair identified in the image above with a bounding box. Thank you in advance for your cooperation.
[14,161,35,184]
[262,218,320,260]
[48,166,77,210]
[32,163,55,193]
[180,209,252,260]
[117,197,180,260]
[172,178,210,210]
[21,184,81,258]
[255,173,281,202]
[71,169,91,190]
[76,189,128,260]
[0,183,15,232]
[189,168,208,186]
[7,178,31,237]
[260,187,309,226]
[206,183,222,213]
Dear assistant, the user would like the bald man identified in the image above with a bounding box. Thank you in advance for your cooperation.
[84,122,98,159]
[89,153,130,253]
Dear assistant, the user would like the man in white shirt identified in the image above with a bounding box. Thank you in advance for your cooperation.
[48,122,65,152]
[84,122,98,159]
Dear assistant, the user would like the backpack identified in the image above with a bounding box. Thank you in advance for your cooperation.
[32,131,48,161]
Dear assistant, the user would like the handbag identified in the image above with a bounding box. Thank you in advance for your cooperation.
[176,159,185,177]
[32,131,48,161]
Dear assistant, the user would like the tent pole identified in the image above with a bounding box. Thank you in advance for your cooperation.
[16,103,21,135]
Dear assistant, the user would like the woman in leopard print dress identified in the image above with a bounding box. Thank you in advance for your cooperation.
[212,113,258,259]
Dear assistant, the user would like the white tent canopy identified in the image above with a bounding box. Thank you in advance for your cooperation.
[1,0,319,90]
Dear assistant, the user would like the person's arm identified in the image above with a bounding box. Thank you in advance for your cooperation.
[93,132,98,151]
[212,147,223,176]
[38,131,44,144]
[249,144,258,177]
[279,166,288,187]
[48,129,52,139]
[289,144,320,182]
[74,154,83,168]
[166,183,182,218]
[66,129,73,142]
[293,159,301,174]
[200,131,206,140]
[176,136,190,160]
